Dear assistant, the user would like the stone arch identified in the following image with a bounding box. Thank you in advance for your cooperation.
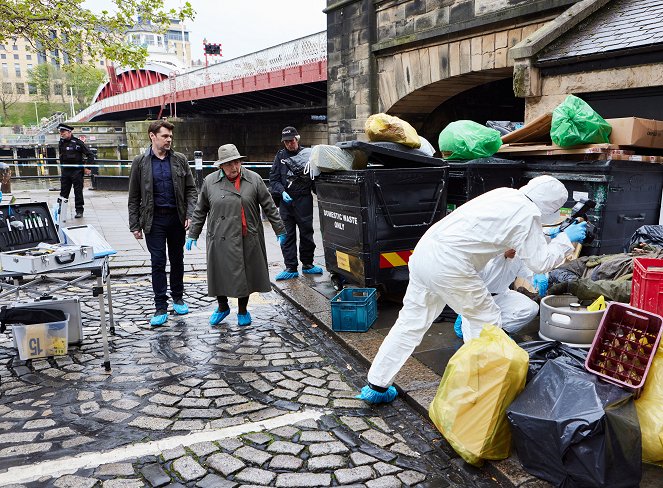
[375,22,547,123]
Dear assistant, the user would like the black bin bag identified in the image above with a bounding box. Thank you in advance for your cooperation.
[518,340,587,383]
[506,357,641,488]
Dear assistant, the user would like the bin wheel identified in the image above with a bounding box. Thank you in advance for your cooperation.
[330,273,345,291]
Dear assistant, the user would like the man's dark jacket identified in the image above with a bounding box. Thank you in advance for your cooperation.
[128,148,197,234]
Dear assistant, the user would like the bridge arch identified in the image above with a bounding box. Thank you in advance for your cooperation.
[375,22,547,132]
[93,63,176,103]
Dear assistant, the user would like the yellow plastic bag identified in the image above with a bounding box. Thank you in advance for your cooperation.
[635,344,663,466]
[365,113,421,148]
[428,325,529,466]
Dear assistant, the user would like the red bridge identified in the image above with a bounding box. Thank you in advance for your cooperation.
[74,32,327,122]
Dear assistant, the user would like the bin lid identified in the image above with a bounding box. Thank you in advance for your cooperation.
[336,141,447,167]
[447,157,526,168]
[523,159,663,173]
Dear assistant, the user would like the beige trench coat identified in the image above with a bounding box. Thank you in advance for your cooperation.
[188,167,285,297]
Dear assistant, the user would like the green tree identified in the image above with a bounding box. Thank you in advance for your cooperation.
[65,65,106,106]
[0,0,195,69]
[28,63,54,102]
[0,78,19,121]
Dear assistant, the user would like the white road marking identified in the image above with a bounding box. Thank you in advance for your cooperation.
[0,409,326,486]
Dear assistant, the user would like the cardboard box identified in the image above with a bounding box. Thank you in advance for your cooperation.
[607,117,663,149]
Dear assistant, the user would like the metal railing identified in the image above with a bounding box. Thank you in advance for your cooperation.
[0,157,272,175]
[71,31,327,122]
[0,132,127,147]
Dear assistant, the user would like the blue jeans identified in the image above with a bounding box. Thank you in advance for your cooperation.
[145,212,185,311]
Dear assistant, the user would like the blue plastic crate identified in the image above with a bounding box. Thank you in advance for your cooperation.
[331,288,378,332]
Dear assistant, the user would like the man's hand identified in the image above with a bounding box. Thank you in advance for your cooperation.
[133,230,143,239]
[184,219,190,231]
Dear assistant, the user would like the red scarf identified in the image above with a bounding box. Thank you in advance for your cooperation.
[228,173,247,237]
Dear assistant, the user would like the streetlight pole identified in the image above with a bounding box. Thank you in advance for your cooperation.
[34,101,38,125]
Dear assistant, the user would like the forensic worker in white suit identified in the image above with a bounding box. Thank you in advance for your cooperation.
[358,175,586,403]
[455,249,539,338]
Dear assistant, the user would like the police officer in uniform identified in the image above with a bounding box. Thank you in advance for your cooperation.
[269,126,323,280]
[58,123,94,218]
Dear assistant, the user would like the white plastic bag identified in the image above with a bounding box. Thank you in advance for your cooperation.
[308,145,358,174]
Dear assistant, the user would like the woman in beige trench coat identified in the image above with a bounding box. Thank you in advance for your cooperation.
[187,144,286,326]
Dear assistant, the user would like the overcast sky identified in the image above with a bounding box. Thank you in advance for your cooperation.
[85,0,327,61]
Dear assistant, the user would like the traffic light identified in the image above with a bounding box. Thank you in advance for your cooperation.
[203,43,222,56]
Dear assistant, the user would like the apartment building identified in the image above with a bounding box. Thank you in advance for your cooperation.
[0,20,192,104]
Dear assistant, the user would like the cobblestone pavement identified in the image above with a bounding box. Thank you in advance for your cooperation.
[0,275,503,488]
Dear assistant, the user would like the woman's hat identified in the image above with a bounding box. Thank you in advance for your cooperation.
[217,144,247,165]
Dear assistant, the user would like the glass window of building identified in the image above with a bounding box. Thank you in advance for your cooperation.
[12,44,18,51]
[14,63,20,76]
[28,83,37,94]
[1,63,8,76]
[26,54,31,60]
[54,83,62,95]
[0,54,5,59]
[15,82,25,94]
[2,82,12,93]
[13,54,18,60]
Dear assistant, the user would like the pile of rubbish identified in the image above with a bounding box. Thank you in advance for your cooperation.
[428,301,663,487]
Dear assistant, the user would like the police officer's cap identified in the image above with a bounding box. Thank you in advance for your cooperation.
[57,123,74,132]
[281,126,299,141]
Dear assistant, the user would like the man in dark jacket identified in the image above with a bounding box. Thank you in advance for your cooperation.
[269,126,323,280]
[58,123,94,218]
[128,120,198,326]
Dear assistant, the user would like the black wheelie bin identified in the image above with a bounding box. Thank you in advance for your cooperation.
[315,141,448,293]
[446,157,526,213]
[524,158,663,255]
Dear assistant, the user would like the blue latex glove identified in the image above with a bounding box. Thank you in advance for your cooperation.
[546,226,560,239]
[282,191,293,204]
[533,274,548,297]
[356,385,398,404]
[453,315,463,339]
[564,221,587,243]
[185,238,197,251]
[277,233,287,245]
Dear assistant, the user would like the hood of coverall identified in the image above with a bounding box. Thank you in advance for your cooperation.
[518,175,568,224]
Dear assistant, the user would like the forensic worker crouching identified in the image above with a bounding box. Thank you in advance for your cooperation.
[358,175,587,403]
[186,144,286,327]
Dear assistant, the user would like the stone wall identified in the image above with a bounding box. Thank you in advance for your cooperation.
[326,0,576,143]
[126,118,328,163]
[525,64,663,122]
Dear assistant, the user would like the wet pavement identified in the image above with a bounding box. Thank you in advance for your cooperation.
[1,186,661,487]
[1,277,502,488]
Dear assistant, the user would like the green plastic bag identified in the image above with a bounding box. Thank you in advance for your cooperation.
[550,95,612,147]
[438,120,502,160]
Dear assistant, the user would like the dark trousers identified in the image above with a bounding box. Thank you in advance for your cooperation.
[279,193,315,269]
[60,168,84,212]
[145,212,185,311]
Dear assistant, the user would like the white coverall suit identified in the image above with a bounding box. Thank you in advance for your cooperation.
[367,175,574,389]
[474,254,539,334]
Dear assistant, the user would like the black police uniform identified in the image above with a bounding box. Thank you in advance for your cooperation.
[59,135,94,216]
[269,145,316,271]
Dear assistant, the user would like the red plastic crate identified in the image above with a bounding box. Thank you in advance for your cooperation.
[630,257,663,315]
[585,302,663,396]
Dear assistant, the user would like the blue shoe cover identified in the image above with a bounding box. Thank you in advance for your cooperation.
[150,313,168,327]
[173,301,189,315]
[302,265,323,275]
[275,270,299,281]
[238,312,252,326]
[210,307,230,326]
[356,385,398,404]
[454,315,464,339]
